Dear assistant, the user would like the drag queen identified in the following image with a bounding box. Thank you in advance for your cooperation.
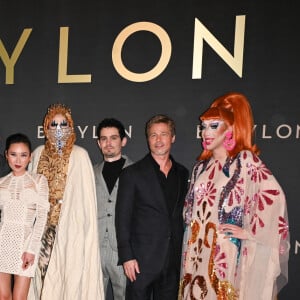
[28,103,104,299]
[179,92,289,300]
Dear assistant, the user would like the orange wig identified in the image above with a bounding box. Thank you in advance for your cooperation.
[198,92,259,160]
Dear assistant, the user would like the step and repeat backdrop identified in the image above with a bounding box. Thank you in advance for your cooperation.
[0,1,299,298]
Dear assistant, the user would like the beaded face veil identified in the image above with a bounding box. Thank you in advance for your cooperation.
[43,104,76,154]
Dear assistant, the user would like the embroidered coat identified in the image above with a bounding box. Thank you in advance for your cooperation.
[179,150,289,300]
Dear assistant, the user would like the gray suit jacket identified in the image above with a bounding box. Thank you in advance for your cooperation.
[93,155,133,252]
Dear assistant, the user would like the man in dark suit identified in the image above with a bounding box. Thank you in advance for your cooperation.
[116,114,189,300]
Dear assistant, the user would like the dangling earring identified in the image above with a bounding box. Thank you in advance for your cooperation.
[202,140,207,150]
[223,131,236,151]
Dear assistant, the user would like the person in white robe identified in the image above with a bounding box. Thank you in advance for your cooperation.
[28,103,104,300]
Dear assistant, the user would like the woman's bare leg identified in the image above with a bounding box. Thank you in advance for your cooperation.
[12,275,31,300]
[0,272,12,300]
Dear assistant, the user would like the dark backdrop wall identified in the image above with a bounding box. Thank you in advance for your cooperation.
[0,1,298,299]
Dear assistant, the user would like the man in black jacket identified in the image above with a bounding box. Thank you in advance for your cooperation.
[116,114,189,300]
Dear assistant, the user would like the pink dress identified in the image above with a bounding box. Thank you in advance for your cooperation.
[179,150,289,300]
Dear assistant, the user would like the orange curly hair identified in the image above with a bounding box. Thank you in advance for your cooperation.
[198,92,259,160]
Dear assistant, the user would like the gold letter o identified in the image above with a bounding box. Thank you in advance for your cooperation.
[112,22,172,82]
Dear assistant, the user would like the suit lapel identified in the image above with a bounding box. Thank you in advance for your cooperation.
[98,162,109,195]
[170,164,182,217]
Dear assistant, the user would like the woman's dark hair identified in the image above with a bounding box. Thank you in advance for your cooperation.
[5,133,32,153]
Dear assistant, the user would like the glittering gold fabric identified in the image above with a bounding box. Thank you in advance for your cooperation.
[38,103,75,226]
[37,144,73,285]
[36,103,76,287]
[189,220,200,245]
[205,223,238,300]
[37,147,71,226]
[215,281,238,300]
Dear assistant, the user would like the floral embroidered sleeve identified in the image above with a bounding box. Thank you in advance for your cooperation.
[183,160,206,225]
[241,151,289,246]
[241,150,289,292]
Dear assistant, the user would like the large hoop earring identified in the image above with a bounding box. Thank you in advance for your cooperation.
[223,131,236,151]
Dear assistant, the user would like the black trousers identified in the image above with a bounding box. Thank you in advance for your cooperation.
[125,244,180,300]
